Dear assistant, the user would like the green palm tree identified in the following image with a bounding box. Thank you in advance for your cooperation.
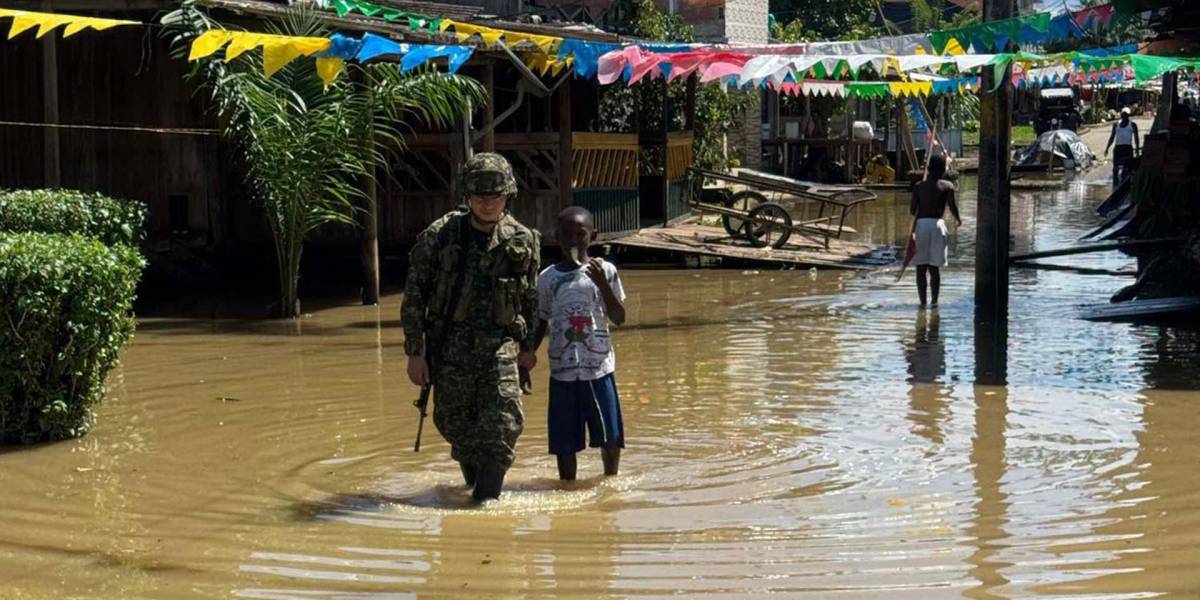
[164,2,484,317]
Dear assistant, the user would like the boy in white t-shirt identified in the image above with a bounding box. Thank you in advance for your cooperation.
[531,207,627,480]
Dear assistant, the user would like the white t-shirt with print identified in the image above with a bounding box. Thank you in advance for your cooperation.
[537,259,626,382]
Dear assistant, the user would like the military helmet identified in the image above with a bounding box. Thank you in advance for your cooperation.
[462,152,518,197]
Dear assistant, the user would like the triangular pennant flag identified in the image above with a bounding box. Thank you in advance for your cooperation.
[480,29,503,47]
[224,32,267,61]
[316,57,345,90]
[7,15,42,39]
[262,39,305,77]
[35,14,70,38]
[189,30,234,61]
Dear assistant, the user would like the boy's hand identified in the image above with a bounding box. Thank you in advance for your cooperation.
[517,351,537,370]
[586,258,609,290]
[519,367,533,395]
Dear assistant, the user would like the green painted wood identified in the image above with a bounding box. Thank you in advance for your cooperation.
[667,179,692,223]
[573,188,639,236]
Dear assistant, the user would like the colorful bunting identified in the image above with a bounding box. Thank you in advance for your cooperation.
[439,19,560,54]
[188,30,332,77]
[930,12,1052,53]
[326,0,442,32]
[0,8,138,40]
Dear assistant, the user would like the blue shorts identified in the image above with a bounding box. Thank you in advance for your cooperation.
[548,373,625,455]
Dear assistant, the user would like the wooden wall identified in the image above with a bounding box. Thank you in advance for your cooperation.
[0,23,226,244]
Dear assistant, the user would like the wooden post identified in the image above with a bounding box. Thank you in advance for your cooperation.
[684,74,697,132]
[41,0,61,187]
[482,60,496,152]
[660,82,670,226]
[974,0,1013,378]
[356,69,380,305]
[558,76,573,213]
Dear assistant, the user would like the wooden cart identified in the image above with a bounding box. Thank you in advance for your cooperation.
[686,167,878,249]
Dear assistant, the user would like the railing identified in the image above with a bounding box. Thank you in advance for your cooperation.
[666,132,694,222]
[572,132,639,189]
[571,133,640,236]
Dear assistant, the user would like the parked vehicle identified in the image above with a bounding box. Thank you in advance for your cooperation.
[1035,88,1082,134]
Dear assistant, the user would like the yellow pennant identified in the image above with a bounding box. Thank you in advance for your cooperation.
[189,30,234,61]
[942,38,965,56]
[0,8,139,40]
[188,30,331,78]
[480,29,504,47]
[316,57,345,90]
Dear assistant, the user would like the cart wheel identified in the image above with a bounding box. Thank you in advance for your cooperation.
[746,202,793,249]
[722,190,766,236]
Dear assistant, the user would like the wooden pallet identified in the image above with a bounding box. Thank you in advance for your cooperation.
[610,223,893,270]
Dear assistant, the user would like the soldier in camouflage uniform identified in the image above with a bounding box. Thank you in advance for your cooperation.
[401,152,540,502]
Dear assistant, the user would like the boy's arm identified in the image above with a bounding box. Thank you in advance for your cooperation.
[1105,123,1116,154]
[531,270,551,352]
[531,319,549,352]
[1133,123,1140,153]
[586,259,625,326]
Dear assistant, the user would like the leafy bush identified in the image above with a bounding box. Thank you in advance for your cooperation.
[0,232,144,444]
[0,189,147,247]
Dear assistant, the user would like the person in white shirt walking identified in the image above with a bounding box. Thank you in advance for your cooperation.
[1104,107,1140,186]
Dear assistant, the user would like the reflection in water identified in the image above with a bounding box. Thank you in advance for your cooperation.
[906,310,949,446]
[2,179,1200,597]
[965,385,1012,600]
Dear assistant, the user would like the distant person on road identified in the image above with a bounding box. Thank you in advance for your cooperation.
[909,154,961,308]
[531,207,627,481]
[1104,107,1140,186]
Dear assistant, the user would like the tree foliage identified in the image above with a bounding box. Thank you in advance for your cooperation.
[163,1,483,317]
[770,0,882,41]
[597,0,756,171]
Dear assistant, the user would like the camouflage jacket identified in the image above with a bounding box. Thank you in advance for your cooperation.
[401,209,540,356]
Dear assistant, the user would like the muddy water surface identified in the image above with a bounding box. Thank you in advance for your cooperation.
[3,175,1200,599]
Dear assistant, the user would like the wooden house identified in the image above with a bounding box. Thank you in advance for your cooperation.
[0,0,698,289]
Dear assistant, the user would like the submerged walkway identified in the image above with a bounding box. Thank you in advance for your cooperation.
[611,222,895,269]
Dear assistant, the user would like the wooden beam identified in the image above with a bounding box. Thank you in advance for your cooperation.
[558,77,573,211]
[1008,238,1184,262]
[684,74,697,132]
[41,0,60,188]
[482,60,495,152]
[356,69,380,306]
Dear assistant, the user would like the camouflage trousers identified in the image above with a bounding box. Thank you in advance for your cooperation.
[432,336,524,469]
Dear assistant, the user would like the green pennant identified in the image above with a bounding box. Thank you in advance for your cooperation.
[930,12,1051,53]
[846,82,888,98]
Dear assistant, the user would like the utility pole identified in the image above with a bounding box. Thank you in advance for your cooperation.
[974,0,1013,385]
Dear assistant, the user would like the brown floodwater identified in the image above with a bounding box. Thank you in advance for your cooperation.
[4,172,1200,599]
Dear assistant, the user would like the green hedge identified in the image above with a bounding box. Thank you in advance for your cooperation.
[0,189,147,247]
[0,232,144,443]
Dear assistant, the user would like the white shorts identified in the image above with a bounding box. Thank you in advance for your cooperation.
[913,218,948,267]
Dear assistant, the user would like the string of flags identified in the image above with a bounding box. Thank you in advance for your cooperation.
[3,4,1198,99]
[0,8,138,39]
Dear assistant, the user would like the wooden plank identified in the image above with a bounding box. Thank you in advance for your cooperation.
[572,132,639,150]
[1081,296,1200,321]
[609,223,892,270]
[1009,237,1184,262]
